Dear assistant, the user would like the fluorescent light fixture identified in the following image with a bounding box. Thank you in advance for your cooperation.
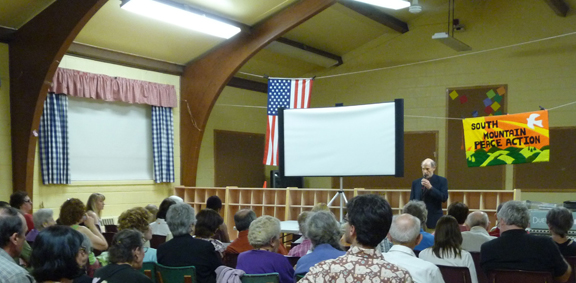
[354,0,411,10]
[432,32,471,51]
[121,0,241,39]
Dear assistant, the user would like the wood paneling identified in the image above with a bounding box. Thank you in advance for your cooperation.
[214,130,265,187]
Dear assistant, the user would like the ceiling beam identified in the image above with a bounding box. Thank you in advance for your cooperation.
[543,0,569,16]
[276,37,343,66]
[228,77,267,93]
[9,0,108,196]
[0,26,16,43]
[180,0,336,186]
[338,0,409,33]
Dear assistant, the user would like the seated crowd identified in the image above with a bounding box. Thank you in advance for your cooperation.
[2,191,576,283]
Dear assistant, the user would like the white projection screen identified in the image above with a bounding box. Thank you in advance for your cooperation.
[280,99,404,177]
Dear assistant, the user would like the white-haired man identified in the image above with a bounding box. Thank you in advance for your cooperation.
[481,201,571,282]
[461,211,495,252]
[384,214,444,283]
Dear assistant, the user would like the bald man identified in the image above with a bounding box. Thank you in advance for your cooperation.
[461,211,496,252]
[409,158,448,229]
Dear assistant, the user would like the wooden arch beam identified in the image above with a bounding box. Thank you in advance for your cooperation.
[181,0,336,186]
[9,0,107,196]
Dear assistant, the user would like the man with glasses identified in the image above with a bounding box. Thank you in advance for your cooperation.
[409,158,448,229]
[0,206,34,282]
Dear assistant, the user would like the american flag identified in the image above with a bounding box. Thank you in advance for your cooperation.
[263,78,313,166]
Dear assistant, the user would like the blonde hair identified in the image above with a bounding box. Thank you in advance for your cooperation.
[86,193,105,217]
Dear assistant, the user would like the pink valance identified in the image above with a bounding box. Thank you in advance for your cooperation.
[49,68,177,108]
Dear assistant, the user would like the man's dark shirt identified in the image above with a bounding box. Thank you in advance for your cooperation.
[556,239,576,257]
[480,229,568,277]
[410,174,448,229]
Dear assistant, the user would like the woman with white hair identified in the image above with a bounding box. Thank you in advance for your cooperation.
[236,215,294,283]
[26,208,56,243]
[295,211,345,275]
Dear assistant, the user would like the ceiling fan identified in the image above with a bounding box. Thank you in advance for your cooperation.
[353,0,422,13]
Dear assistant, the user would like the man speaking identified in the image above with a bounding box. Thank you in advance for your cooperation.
[410,158,448,229]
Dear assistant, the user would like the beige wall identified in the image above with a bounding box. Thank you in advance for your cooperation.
[196,10,576,204]
[0,43,12,202]
[31,55,181,218]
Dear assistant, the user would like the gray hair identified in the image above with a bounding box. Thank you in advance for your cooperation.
[497,201,529,229]
[234,209,256,232]
[297,211,310,236]
[248,216,280,248]
[32,209,53,231]
[403,200,428,229]
[465,211,489,228]
[422,158,436,168]
[305,211,342,250]
[166,203,196,236]
[389,214,421,244]
[80,233,92,254]
[547,207,574,238]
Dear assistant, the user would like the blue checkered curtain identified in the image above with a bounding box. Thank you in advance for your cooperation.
[152,106,175,183]
[39,93,70,184]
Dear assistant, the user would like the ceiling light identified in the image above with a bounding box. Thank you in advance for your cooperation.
[353,0,411,10]
[121,0,241,39]
[432,32,471,51]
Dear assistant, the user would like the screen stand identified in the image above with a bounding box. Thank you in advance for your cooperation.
[328,177,348,222]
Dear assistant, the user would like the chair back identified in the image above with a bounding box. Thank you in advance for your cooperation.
[565,256,576,283]
[437,265,472,283]
[488,269,554,283]
[469,251,488,283]
[295,274,305,282]
[105,224,118,233]
[223,252,239,268]
[286,256,300,267]
[140,262,157,283]
[155,263,197,283]
[150,234,167,249]
[241,273,280,283]
[413,249,421,257]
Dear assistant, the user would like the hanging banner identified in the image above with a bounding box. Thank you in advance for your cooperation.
[462,110,549,167]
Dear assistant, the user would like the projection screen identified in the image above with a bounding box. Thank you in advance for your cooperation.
[280,99,404,177]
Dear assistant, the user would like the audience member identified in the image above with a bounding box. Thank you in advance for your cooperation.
[448,202,470,232]
[86,193,105,228]
[144,204,158,223]
[295,211,345,275]
[311,203,329,212]
[236,216,294,283]
[300,194,412,283]
[384,214,444,283]
[168,195,184,203]
[206,195,230,243]
[94,229,153,283]
[60,198,108,251]
[288,211,311,257]
[488,203,503,237]
[10,191,34,232]
[481,201,571,282]
[118,207,157,262]
[0,201,9,208]
[157,203,221,283]
[547,207,576,256]
[419,215,477,283]
[224,209,288,255]
[461,211,495,252]
[0,206,34,283]
[26,208,56,243]
[403,200,434,251]
[195,209,226,257]
[149,198,176,241]
[30,225,92,283]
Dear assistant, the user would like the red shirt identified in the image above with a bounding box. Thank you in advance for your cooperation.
[224,230,288,255]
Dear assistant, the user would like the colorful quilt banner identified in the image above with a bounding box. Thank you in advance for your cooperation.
[462,110,549,167]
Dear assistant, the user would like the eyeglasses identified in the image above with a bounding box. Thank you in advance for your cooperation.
[24,199,32,203]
